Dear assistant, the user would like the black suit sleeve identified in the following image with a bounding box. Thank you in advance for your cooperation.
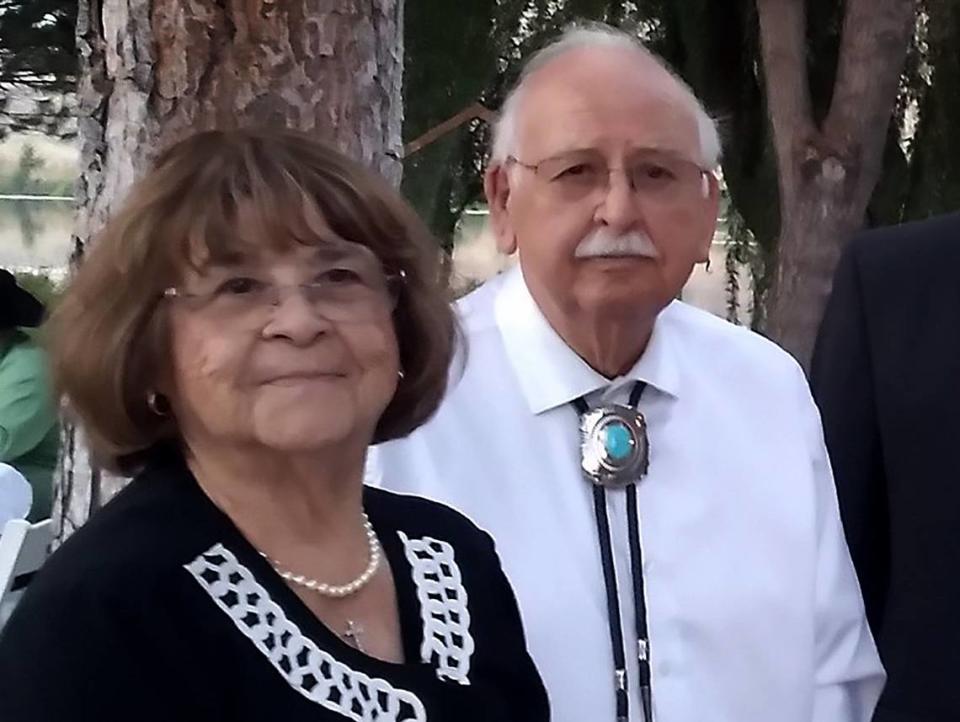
[810,239,890,635]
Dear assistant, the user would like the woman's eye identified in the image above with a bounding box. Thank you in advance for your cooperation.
[318,267,364,284]
[215,277,262,295]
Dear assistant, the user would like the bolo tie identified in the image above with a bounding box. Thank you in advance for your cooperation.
[572,380,654,722]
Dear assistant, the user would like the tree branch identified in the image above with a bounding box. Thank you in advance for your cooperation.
[823,0,916,171]
[755,0,815,201]
[402,102,496,158]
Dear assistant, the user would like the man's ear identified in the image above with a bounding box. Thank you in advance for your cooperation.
[695,172,721,262]
[484,164,518,255]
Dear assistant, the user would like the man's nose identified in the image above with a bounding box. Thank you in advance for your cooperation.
[594,169,643,232]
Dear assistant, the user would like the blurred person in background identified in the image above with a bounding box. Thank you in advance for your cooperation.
[0,269,58,521]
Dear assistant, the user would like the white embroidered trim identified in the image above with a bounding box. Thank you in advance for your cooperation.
[398,531,475,686]
[185,543,427,722]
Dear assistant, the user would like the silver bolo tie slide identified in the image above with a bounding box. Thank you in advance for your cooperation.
[579,403,650,487]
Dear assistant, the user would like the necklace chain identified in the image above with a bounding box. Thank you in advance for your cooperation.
[260,512,381,598]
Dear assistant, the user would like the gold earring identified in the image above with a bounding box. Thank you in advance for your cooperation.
[147,392,168,416]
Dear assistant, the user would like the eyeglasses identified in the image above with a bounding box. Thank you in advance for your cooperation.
[163,261,404,324]
[506,148,711,205]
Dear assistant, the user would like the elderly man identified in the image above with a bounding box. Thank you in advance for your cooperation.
[369,24,883,722]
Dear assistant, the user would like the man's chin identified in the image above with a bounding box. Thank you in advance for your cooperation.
[577,278,665,317]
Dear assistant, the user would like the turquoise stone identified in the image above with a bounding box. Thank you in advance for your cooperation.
[602,422,634,461]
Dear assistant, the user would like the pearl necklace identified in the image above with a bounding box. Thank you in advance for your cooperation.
[260,512,382,598]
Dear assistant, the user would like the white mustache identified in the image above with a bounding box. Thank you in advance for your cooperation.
[574,229,660,259]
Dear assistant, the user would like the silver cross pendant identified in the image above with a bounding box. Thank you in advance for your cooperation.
[343,619,365,652]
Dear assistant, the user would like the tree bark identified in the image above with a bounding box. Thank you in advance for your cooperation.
[55,0,404,542]
[757,0,916,367]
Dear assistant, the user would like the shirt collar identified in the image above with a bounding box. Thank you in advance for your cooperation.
[493,264,681,415]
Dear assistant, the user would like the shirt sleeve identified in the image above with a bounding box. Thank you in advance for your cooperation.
[0,344,57,462]
[792,363,886,721]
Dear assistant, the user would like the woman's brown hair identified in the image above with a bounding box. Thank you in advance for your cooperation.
[48,128,458,474]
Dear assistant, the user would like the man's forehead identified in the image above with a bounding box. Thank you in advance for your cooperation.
[516,47,701,159]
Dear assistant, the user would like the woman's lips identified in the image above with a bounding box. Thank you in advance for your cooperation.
[261,371,347,385]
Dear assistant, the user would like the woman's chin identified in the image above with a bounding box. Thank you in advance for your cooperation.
[249,404,356,453]
[251,427,348,453]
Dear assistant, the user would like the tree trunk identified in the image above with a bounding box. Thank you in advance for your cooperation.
[55,0,404,541]
[757,0,916,367]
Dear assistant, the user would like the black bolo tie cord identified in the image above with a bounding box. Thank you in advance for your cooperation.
[572,380,653,722]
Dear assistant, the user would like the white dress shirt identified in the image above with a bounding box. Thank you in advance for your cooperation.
[368,265,884,722]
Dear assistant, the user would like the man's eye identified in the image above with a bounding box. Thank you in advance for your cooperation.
[640,164,675,181]
[557,163,595,179]
[215,277,263,295]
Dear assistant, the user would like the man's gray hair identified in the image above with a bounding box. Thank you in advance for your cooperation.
[490,23,722,169]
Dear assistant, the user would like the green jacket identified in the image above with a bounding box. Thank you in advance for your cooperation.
[0,332,59,521]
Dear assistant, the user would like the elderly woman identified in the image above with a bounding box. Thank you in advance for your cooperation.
[0,129,548,722]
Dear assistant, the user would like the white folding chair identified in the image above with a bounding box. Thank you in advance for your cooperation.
[0,462,32,524]
[0,518,53,629]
